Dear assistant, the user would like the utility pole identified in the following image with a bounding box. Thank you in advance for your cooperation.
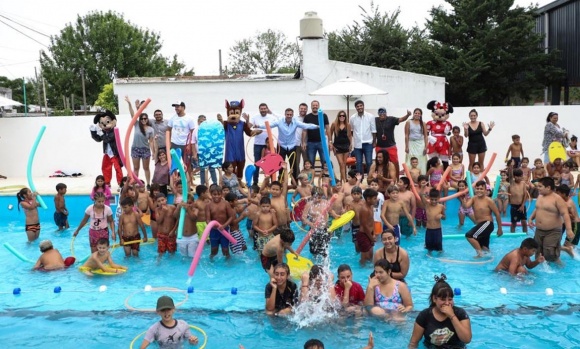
[39,50,48,116]
[80,67,87,115]
[219,49,223,76]
[22,78,27,116]
[34,67,42,107]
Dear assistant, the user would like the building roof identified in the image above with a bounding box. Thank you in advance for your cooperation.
[115,73,297,84]
[537,0,574,13]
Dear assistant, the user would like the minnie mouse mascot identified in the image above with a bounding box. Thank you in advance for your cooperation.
[426,100,453,169]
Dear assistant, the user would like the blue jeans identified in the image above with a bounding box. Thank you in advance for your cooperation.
[354,143,374,177]
[253,144,266,184]
[307,142,325,167]
[200,167,217,186]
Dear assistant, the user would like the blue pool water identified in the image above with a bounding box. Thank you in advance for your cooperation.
[0,193,579,348]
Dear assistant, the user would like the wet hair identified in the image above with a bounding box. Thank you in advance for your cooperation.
[221,161,232,171]
[97,238,109,246]
[512,134,520,140]
[304,339,325,349]
[348,169,357,179]
[337,264,352,275]
[429,188,440,198]
[520,238,539,250]
[260,197,271,205]
[270,181,282,189]
[225,192,237,202]
[539,177,555,190]
[429,274,454,307]
[513,169,523,177]
[555,184,570,196]
[311,186,324,197]
[273,263,290,276]
[475,180,486,188]
[386,185,399,194]
[399,176,410,188]
[155,192,166,200]
[363,188,378,200]
[210,185,223,194]
[56,183,67,191]
[418,175,429,183]
[121,197,134,206]
[380,229,396,239]
[374,258,392,273]
[280,229,295,243]
[196,185,208,197]
[309,265,325,283]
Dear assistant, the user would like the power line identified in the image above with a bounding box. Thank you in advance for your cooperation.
[0,10,61,30]
[0,14,51,38]
[0,19,48,48]
[0,60,39,68]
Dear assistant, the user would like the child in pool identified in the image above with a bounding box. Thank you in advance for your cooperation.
[140,296,198,349]
[73,192,116,252]
[448,153,465,189]
[427,157,448,197]
[495,170,509,216]
[175,194,200,258]
[456,180,475,226]
[79,238,126,276]
[90,175,112,206]
[16,187,41,242]
[300,160,315,185]
[54,183,69,231]
[119,197,148,257]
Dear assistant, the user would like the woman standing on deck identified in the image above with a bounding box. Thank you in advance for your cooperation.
[463,109,494,171]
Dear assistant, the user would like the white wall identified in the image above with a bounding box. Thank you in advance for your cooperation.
[1,106,579,178]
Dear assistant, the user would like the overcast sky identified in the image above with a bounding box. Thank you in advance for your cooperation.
[0,0,553,80]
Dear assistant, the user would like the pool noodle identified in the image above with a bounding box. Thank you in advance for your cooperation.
[170,148,182,174]
[439,153,497,203]
[3,242,35,263]
[170,149,188,239]
[27,125,47,209]
[318,109,336,186]
[437,166,453,191]
[113,127,140,183]
[465,170,474,197]
[264,121,277,181]
[123,98,151,185]
[491,174,502,199]
[296,194,337,254]
[165,130,171,170]
[442,232,527,239]
[245,165,256,186]
[402,163,421,202]
[188,220,237,277]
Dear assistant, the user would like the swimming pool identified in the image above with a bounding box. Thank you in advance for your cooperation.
[0,193,579,348]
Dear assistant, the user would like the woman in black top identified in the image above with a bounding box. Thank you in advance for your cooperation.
[409,274,472,348]
[372,229,410,282]
[330,110,352,182]
[463,109,494,171]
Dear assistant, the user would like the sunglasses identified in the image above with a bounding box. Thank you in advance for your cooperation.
[140,118,148,121]
[339,114,346,117]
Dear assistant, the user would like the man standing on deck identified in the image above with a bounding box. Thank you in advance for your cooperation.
[168,101,197,185]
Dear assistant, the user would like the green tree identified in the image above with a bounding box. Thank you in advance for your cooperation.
[426,0,564,105]
[0,76,40,109]
[227,29,299,74]
[94,83,118,114]
[328,4,434,73]
[40,11,191,109]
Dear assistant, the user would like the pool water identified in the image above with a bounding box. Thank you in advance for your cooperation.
[0,194,579,348]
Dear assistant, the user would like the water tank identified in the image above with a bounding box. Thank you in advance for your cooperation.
[300,12,323,39]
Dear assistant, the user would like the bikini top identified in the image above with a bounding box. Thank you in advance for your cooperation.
[374,282,402,310]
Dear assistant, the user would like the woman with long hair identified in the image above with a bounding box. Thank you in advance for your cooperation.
[463,109,494,170]
[368,150,396,194]
[404,108,428,175]
[330,110,352,182]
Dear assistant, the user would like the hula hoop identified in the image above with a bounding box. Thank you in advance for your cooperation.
[0,185,25,193]
[318,109,336,186]
[3,242,35,263]
[27,125,47,209]
[170,149,188,239]
[442,232,527,239]
[70,235,90,264]
[129,324,207,349]
[124,98,151,185]
[111,238,155,249]
[124,286,189,312]
[426,253,495,264]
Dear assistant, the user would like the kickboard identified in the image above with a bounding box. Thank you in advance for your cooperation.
[328,210,355,232]
[198,120,225,168]
[286,252,313,280]
[548,141,567,163]
[255,153,284,176]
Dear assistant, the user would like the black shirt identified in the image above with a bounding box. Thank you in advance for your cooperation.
[375,116,399,148]
[265,280,298,312]
[415,306,469,348]
[304,112,329,143]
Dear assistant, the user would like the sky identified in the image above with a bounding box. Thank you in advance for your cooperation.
[0,0,553,80]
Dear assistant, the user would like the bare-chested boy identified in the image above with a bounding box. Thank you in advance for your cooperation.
[291,173,312,205]
[80,238,126,276]
[397,177,416,238]
[54,183,69,231]
[195,185,210,240]
[225,193,248,254]
[495,238,545,275]
[205,185,235,258]
[330,181,345,219]
[505,135,524,168]
[270,163,291,236]
[508,168,529,233]
[348,186,364,252]
[246,184,261,249]
[302,186,331,258]
[156,193,178,258]
[555,184,579,257]
[136,184,150,215]
[33,240,73,271]
[358,188,377,265]
[342,169,361,198]
[415,175,430,228]
[532,158,546,182]
[461,180,503,258]
[119,197,148,257]
[254,197,278,254]
[421,188,446,254]
[175,194,199,258]
[381,185,416,245]
[529,177,573,263]
[261,229,298,276]
[409,157,422,184]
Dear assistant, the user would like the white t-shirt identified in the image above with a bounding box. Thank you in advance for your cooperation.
[85,205,113,230]
[168,114,196,146]
[373,192,385,223]
[143,319,192,348]
[251,113,279,145]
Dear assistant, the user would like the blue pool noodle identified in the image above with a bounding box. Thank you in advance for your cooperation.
[27,125,47,209]
[318,109,336,186]
[465,170,474,197]
[245,165,256,186]
[170,149,187,239]
[491,174,502,200]
[3,242,35,263]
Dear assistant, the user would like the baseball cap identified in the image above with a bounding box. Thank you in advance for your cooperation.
[171,101,186,108]
[378,107,387,114]
[156,296,175,311]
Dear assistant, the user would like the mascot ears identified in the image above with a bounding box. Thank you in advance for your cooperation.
[427,100,454,114]
[225,99,245,110]
[93,110,117,124]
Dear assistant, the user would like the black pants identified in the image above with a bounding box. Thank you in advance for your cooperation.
[278,146,298,181]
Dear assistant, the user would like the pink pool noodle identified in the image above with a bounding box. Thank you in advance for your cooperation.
[123,99,151,185]
[188,220,237,277]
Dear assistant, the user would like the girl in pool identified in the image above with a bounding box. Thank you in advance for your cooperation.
[448,153,465,189]
[427,156,448,197]
[300,265,337,304]
[364,259,413,320]
[456,180,475,226]
[300,160,315,185]
[90,175,112,206]
[372,229,410,282]
[220,161,247,199]
[408,274,472,348]
[16,187,41,242]
[73,192,115,252]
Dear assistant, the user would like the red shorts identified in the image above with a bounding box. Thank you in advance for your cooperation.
[356,231,374,253]
[157,233,176,253]
[89,228,109,247]
[376,146,399,164]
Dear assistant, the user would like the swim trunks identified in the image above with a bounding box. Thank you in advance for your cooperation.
[356,231,374,253]
[196,221,208,240]
[534,227,562,262]
[465,221,494,249]
[260,253,278,271]
[399,216,412,237]
[511,157,521,168]
[510,204,527,224]
[89,228,109,247]
[210,227,231,249]
[256,234,273,253]
[122,234,141,251]
[425,228,443,252]
[392,224,401,245]
[352,224,360,252]
[177,234,199,257]
[54,212,67,228]
[26,223,41,234]
[157,232,177,253]
[229,229,247,254]
[415,207,426,222]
